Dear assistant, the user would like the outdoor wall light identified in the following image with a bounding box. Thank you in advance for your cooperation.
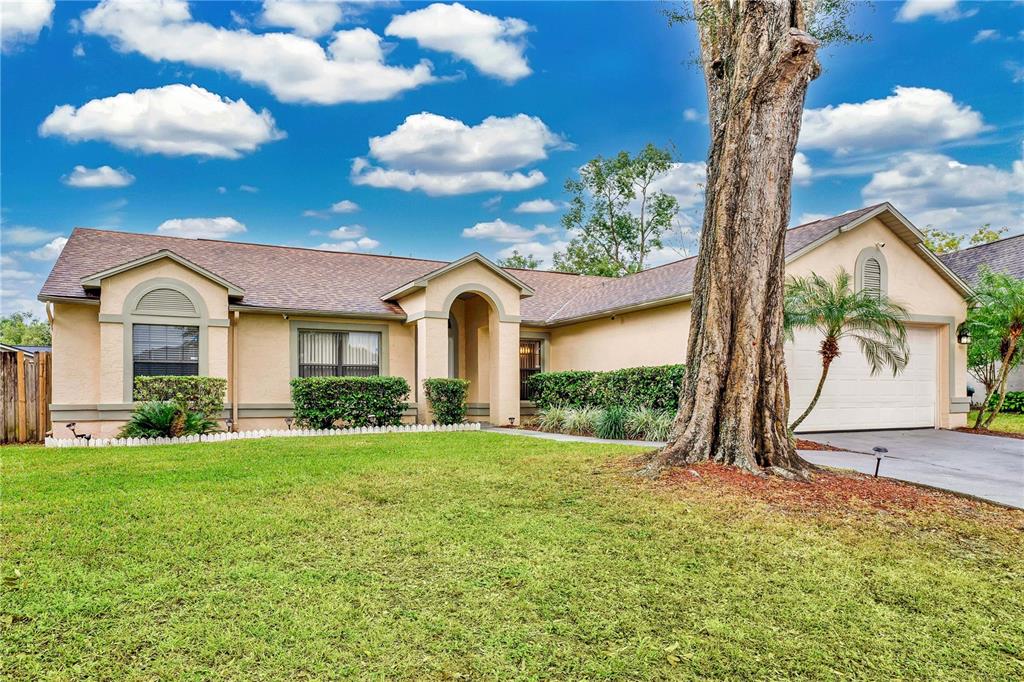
[956,324,971,345]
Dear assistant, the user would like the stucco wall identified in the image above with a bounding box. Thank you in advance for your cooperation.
[548,303,690,371]
[52,303,100,405]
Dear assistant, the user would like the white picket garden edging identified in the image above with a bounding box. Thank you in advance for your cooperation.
[46,422,481,448]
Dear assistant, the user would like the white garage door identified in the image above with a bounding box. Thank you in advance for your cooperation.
[786,326,937,432]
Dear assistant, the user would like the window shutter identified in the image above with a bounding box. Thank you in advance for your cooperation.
[862,257,882,297]
[136,288,197,315]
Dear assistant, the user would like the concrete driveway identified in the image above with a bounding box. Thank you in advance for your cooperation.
[799,429,1024,509]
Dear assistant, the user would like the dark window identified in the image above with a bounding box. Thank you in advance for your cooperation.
[298,330,381,378]
[133,324,199,382]
[520,339,542,400]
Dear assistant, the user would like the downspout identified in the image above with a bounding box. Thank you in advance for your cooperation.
[45,301,54,325]
[231,310,239,430]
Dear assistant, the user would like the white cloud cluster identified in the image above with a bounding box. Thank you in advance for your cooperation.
[351,112,569,196]
[303,199,360,218]
[800,87,987,155]
[316,236,379,252]
[1,0,54,52]
[496,240,568,267]
[385,2,532,83]
[896,0,975,22]
[792,152,813,186]
[513,199,563,214]
[1,225,59,246]
[649,161,707,209]
[40,84,285,159]
[62,165,135,188]
[861,151,1024,232]
[259,0,346,37]
[81,0,435,105]
[462,219,554,243]
[27,236,68,261]
[156,217,247,239]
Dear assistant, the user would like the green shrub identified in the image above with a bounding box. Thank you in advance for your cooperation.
[290,376,409,429]
[527,370,597,409]
[537,406,568,433]
[563,407,600,436]
[527,365,684,412]
[987,390,1024,413]
[624,408,675,441]
[596,406,627,440]
[589,364,685,411]
[423,378,470,425]
[118,401,220,439]
[134,376,227,418]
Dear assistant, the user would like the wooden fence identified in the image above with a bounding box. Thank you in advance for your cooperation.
[1,350,51,444]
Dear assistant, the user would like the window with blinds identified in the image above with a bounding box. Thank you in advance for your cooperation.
[862,257,883,298]
[519,339,542,400]
[133,324,200,381]
[298,330,381,377]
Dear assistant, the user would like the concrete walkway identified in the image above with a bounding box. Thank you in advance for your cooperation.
[489,427,1023,509]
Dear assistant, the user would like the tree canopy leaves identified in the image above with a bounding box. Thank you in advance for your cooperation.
[0,312,51,346]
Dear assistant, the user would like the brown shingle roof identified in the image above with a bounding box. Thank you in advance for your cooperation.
[38,204,892,325]
[938,234,1024,287]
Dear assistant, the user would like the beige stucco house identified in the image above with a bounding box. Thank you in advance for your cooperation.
[40,203,972,438]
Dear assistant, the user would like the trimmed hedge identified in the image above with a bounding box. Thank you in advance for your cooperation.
[987,390,1024,414]
[528,364,684,412]
[526,370,598,409]
[133,376,226,418]
[423,378,470,425]
[290,376,409,429]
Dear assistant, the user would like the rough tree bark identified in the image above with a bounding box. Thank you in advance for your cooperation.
[651,0,820,475]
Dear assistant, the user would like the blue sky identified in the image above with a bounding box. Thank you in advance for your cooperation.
[1,0,1022,315]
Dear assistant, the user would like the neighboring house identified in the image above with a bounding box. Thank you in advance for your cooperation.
[940,234,1024,404]
[39,202,972,437]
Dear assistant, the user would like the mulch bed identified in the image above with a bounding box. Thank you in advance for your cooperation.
[956,427,1024,441]
[794,438,845,451]
[635,460,1019,518]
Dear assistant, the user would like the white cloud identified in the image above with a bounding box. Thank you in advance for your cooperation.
[72,42,85,57]
[497,239,568,268]
[316,236,380,251]
[386,2,531,83]
[896,0,975,22]
[792,152,813,186]
[973,29,1000,43]
[61,165,135,188]
[462,219,554,243]
[330,199,359,213]
[239,184,259,193]
[861,151,1024,232]
[155,217,247,239]
[40,84,284,159]
[649,161,707,209]
[351,112,569,196]
[1,268,36,281]
[1,225,58,246]
[259,0,346,38]
[327,225,366,239]
[514,198,563,214]
[217,186,228,194]
[683,108,702,122]
[27,236,68,261]
[800,87,987,155]
[482,195,502,209]
[795,212,830,226]
[1,0,54,52]
[82,0,435,105]
[1006,61,1024,84]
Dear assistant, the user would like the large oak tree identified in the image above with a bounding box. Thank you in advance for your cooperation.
[651,0,862,475]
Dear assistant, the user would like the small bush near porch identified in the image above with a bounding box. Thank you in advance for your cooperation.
[3,434,1021,679]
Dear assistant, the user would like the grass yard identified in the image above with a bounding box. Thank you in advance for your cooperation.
[3,432,1022,679]
[967,410,1024,435]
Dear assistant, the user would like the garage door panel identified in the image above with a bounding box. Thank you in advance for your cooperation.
[787,326,937,432]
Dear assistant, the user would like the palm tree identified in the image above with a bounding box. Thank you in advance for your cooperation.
[968,269,1024,429]
[784,269,910,432]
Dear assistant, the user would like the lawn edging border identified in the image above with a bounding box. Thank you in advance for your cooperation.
[46,422,482,448]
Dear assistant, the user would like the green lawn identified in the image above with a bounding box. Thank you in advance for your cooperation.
[3,433,1022,679]
[968,410,1024,434]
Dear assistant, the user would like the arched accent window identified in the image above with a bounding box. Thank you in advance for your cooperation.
[135,287,197,316]
[855,247,888,298]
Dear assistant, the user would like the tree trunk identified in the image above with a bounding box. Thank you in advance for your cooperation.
[789,353,834,432]
[651,0,819,475]
[982,332,1020,428]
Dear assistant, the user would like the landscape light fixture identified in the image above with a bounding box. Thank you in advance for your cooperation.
[872,447,887,477]
[285,417,293,430]
[225,417,234,433]
[508,417,516,427]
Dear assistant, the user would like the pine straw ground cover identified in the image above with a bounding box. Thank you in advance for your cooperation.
[3,432,1022,680]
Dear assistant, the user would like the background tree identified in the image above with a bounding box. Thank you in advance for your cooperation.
[783,269,909,431]
[651,0,865,475]
[964,313,1011,409]
[497,251,542,270]
[922,224,1008,254]
[967,269,1024,428]
[553,144,679,277]
[0,312,51,346]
